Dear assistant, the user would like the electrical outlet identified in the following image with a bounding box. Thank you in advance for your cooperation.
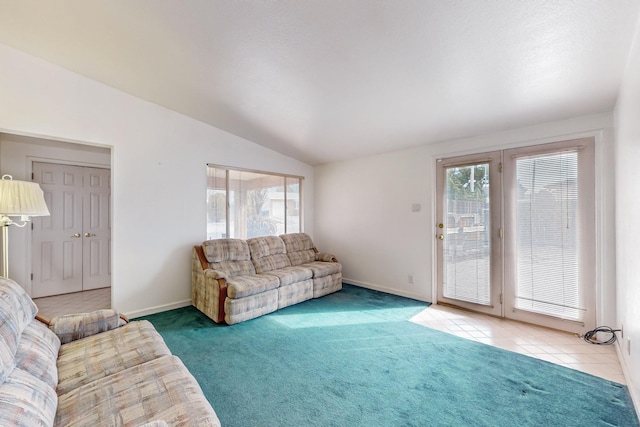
[408,274,415,284]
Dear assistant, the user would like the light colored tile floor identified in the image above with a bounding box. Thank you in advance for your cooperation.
[410,303,626,384]
[33,287,111,318]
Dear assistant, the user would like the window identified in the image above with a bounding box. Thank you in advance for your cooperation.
[206,165,303,239]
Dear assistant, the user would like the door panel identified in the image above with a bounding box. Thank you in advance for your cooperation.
[436,151,502,317]
[83,168,111,290]
[32,163,111,297]
[32,164,83,297]
[503,138,595,334]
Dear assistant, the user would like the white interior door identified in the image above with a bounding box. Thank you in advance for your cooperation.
[32,163,111,298]
[436,151,503,317]
[83,168,111,290]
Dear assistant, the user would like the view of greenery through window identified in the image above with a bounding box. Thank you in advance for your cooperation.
[206,165,302,239]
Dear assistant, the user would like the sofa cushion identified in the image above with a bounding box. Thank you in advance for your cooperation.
[303,260,343,278]
[55,356,220,427]
[252,253,291,274]
[0,337,15,385]
[225,289,279,325]
[210,259,256,278]
[56,320,171,395]
[203,238,250,263]
[203,239,257,278]
[15,320,60,389]
[0,278,38,385]
[266,265,313,287]
[312,272,343,298]
[0,367,57,427]
[226,274,280,299]
[247,235,286,259]
[247,236,291,273]
[279,233,315,252]
[49,309,122,344]
[278,278,313,309]
[280,233,317,265]
[0,278,38,355]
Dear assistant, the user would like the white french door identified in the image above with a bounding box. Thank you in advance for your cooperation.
[436,138,596,333]
[503,139,595,334]
[436,151,503,317]
[31,163,111,298]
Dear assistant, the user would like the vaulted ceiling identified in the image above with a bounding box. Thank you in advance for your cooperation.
[0,1,638,165]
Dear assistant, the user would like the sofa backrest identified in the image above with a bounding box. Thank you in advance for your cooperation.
[280,233,317,266]
[202,238,256,277]
[0,277,38,384]
[247,236,291,274]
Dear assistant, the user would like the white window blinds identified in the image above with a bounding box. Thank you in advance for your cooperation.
[514,151,585,321]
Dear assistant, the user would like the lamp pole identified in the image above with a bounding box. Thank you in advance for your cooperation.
[1,220,8,278]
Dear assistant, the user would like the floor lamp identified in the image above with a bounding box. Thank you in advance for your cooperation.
[0,174,50,279]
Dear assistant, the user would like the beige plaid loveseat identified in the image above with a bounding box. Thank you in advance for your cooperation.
[192,233,342,325]
[0,277,220,427]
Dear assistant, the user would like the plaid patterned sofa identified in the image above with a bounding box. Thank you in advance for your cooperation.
[192,233,342,325]
[0,277,220,427]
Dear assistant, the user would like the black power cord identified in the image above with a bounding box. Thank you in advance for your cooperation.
[581,326,621,345]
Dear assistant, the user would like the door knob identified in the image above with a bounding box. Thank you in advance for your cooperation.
[84,233,96,238]
[437,234,444,240]
[70,233,81,238]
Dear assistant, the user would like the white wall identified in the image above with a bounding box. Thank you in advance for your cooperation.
[0,43,314,317]
[614,13,640,410]
[314,146,431,300]
[315,113,617,330]
[0,133,111,292]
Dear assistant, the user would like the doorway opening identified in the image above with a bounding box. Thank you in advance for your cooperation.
[0,132,112,316]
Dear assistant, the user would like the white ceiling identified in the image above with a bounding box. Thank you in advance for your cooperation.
[0,1,638,165]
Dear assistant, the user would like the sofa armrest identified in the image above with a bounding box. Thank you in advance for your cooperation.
[35,312,52,325]
[205,269,227,280]
[316,252,339,263]
[49,309,124,344]
[192,247,227,323]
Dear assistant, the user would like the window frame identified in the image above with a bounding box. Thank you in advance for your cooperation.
[206,164,304,240]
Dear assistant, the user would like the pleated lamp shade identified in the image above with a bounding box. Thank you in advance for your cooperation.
[0,175,50,218]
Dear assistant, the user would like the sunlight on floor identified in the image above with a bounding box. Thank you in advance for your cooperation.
[410,304,625,384]
[33,288,625,384]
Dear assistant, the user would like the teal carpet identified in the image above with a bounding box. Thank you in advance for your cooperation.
[141,285,639,427]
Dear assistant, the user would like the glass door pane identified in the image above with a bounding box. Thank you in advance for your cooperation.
[436,151,502,317]
[443,163,491,304]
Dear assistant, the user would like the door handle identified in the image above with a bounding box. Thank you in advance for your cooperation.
[70,233,81,238]
[84,233,96,238]
[437,234,444,240]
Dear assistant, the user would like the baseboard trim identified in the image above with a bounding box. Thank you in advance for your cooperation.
[616,342,640,418]
[125,299,192,319]
[342,278,431,304]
